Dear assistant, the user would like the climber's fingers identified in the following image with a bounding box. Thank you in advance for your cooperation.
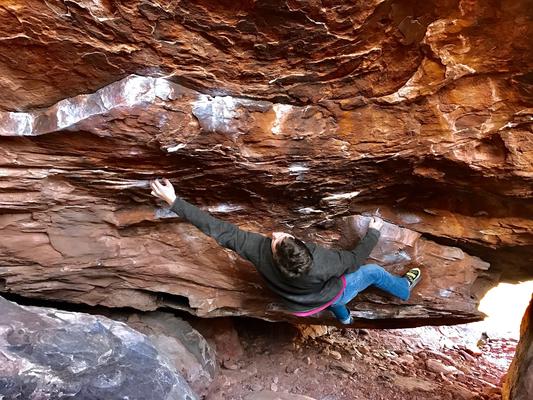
[150,180,163,196]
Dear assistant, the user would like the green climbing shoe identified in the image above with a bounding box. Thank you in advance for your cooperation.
[404,268,421,290]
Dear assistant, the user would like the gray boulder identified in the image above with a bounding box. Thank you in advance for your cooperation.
[111,311,217,397]
[0,296,198,400]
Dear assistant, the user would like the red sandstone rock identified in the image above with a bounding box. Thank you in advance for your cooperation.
[0,1,531,326]
[503,295,533,400]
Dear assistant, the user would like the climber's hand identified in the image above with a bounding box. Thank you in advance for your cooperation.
[150,178,177,206]
[368,216,384,231]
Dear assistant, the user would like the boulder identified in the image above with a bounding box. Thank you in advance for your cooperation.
[0,1,531,326]
[110,311,217,397]
[0,296,198,400]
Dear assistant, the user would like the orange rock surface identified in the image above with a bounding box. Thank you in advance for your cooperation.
[0,1,531,326]
[503,295,532,400]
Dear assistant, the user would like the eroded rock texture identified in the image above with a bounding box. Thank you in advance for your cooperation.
[0,1,531,326]
[0,296,198,400]
[503,295,533,400]
[111,311,217,397]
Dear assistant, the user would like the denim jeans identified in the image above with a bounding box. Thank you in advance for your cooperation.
[328,264,410,323]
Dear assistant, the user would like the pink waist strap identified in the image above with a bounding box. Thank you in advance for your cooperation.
[292,275,347,317]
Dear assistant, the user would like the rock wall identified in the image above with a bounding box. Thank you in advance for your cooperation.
[503,295,532,400]
[0,1,531,326]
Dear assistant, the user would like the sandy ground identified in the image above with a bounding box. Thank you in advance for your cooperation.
[194,318,516,400]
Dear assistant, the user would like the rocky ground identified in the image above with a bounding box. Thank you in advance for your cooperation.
[192,318,516,400]
[0,292,523,400]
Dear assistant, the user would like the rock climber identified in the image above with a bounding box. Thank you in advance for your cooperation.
[150,178,421,324]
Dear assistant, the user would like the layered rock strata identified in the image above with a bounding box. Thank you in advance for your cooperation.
[0,72,521,325]
[0,1,531,326]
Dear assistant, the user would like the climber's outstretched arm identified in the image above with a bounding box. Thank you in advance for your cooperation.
[150,179,269,265]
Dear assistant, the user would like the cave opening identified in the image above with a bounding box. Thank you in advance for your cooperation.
[476,280,533,340]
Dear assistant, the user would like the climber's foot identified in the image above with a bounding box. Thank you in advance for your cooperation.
[404,268,422,290]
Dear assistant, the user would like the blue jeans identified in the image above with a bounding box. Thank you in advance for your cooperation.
[328,264,410,323]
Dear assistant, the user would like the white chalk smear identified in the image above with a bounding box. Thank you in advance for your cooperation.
[322,191,360,202]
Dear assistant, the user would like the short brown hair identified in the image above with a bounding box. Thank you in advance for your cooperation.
[273,237,312,278]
